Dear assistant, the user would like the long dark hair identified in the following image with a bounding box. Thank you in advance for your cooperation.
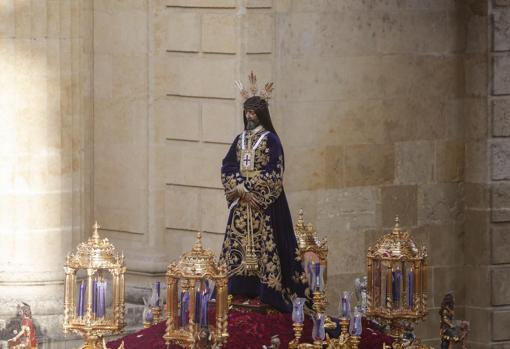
[243,96,277,135]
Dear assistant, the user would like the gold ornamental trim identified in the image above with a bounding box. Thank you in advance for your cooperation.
[166,232,227,279]
[66,222,125,269]
[294,209,328,263]
[367,217,427,261]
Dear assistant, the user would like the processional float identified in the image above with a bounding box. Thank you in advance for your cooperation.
[62,213,434,349]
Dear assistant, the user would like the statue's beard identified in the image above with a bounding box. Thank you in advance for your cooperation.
[245,120,259,130]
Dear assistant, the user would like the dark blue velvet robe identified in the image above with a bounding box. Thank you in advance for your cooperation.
[220,127,307,313]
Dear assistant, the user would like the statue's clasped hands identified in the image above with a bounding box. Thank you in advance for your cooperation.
[227,185,260,210]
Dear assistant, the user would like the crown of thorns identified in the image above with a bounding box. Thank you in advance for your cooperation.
[234,71,274,101]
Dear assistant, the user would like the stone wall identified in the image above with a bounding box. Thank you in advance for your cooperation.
[275,1,466,346]
[0,0,93,343]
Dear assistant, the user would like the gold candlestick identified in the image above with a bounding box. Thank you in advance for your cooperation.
[339,318,349,335]
[312,291,326,313]
[151,306,162,323]
[349,335,360,349]
[289,322,304,349]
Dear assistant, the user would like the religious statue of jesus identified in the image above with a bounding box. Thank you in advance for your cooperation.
[219,72,307,312]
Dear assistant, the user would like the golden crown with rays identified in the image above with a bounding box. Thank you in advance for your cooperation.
[234,71,274,101]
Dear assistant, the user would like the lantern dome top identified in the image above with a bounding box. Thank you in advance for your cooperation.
[65,222,125,269]
[294,209,327,252]
[368,217,427,260]
[167,232,227,279]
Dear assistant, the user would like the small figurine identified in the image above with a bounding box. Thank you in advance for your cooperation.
[354,276,368,313]
[401,322,416,346]
[262,335,281,349]
[7,303,37,349]
[440,293,469,349]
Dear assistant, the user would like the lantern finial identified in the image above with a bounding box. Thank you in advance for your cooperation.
[392,216,401,235]
[193,232,204,252]
[92,221,101,241]
[297,209,304,228]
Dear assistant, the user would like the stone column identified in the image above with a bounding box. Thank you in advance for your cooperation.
[0,0,93,342]
[488,0,510,346]
[464,0,510,347]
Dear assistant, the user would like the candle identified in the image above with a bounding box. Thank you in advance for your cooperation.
[407,269,414,309]
[96,280,106,318]
[77,280,86,317]
[199,291,209,329]
[340,291,351,319]
[92,280,98,315]
[156,281,161,307]
[392,268,402,308]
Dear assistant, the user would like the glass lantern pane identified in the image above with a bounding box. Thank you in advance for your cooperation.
[75,269,88,319]
[312,314,325,341]
[303,252,320,286]
[180,290,190,328]
[407,263,414,310]
[373,260,381,308]
[339,291,351,319]
[349,307,363,336]
[150,281,161,307]
[292,298,305,323]
[392,265,402,310]
[380,263,387,308]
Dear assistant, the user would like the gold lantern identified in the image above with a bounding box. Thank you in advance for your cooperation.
[294,209,329,313]
[290,210,338,349]
[164,232,228,348]
[294,209,328,282]
[366,217,427,345]
[63,222,126,349]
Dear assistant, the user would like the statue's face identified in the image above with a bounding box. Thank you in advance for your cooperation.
[245,109,259,130]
